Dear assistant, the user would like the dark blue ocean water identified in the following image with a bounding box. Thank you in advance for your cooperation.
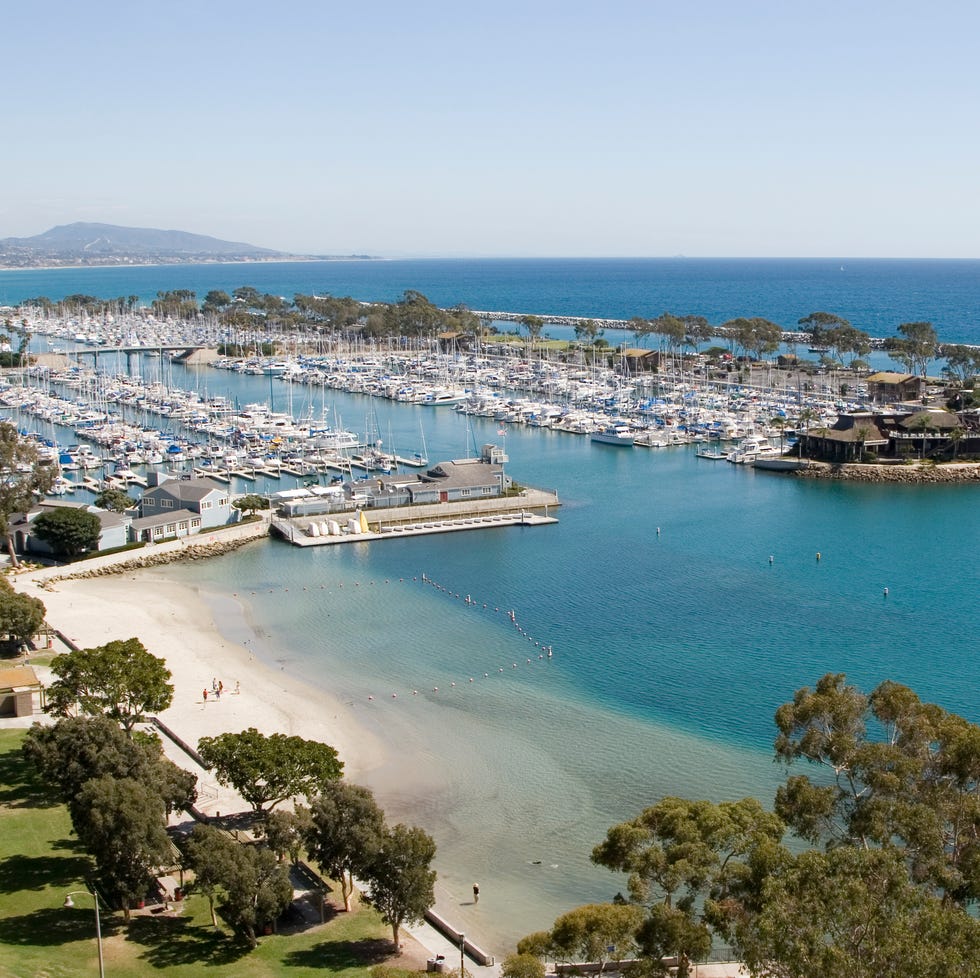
[3,257,980,342]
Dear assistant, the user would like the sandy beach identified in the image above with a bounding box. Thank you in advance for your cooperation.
[17,568,387,787]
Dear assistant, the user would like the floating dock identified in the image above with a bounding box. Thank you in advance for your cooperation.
[272,509,557,546]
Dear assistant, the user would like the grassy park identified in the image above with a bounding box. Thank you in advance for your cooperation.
[0,728,421,978]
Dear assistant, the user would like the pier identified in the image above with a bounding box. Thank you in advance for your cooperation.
[272,509,557,546]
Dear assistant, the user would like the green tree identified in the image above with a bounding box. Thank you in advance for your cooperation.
[184,823,293,945]
[629,316,654,348]
[366,823,437,946]
[653,312,686,356]
[798,311,846,347]
[549,903,644,973]
[202,289,232,313]
[519,315,545,354]
[23,715,197,818]
[941,344,980,385]
[197,727,344,812]
[883,321,938,380]
[232,493,269,515]
[93,487,135,513]
[72,775,173,920]
[736,846,980,978]
[262,806,311,865]
[774,673,980,903]
[681,315,712,348]
[0,422,56,566]
[46,637,174,734]
[591,796,782,975]
[31,505,102,558]
[501,952,546,978]
[0,576,46,648]
[574,320,603,346]
[306,781,387,911]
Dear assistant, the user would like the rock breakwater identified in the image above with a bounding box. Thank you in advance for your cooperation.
[794,461,980,484]
[49,532,267,583]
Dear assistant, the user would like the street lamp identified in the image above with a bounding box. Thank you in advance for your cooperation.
[458,931,465,978]
[63,889,105,978]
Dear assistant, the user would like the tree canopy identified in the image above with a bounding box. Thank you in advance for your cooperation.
[197,727,343,811]
[23,715,197,819]
[524,674,980,978]
[305,781,386,911]
[46,637,174,733]
[0,422,55,565]
[93,487,135,513]
[883,321,939,379]
[183,823,293,945]
[0,576,45,647]
[366,823,437,946]
[73,775,173,919]
[31,505,102,558]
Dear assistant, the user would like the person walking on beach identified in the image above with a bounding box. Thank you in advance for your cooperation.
[472,883,480,904]
[203,689,208,701]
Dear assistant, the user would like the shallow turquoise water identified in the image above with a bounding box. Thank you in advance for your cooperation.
[9,258,980,947]
[166,392,980,948]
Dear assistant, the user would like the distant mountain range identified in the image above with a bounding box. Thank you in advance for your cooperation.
[0,222,368,267]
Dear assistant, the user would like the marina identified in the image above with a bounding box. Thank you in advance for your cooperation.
[2,259,979,952]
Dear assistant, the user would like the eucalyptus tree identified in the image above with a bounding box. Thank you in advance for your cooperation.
[73,775,173,920]
[366,823,437,946]
[652,312,686,356]
[591,796,783,977]
[0,421,55,565]
[0,577,46,647]
[549,904,645,974]
[941,344,980,385]
[628,316,654,348]
[798,311,848,347]
[305,781,386,911]
[681,315,712,353]
[519,315,545,355]
[884,321,938,380]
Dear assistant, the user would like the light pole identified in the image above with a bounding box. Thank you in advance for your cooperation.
[64,889,105,978]
[459,931,465,978]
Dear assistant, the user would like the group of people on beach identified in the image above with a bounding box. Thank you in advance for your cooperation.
[203,678,239,702]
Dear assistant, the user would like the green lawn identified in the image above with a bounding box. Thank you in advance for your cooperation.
[0,729,422,978]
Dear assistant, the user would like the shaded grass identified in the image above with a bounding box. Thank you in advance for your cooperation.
[0,729,421,978]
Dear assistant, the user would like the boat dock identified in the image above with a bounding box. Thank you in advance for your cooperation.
[272,509,557,546]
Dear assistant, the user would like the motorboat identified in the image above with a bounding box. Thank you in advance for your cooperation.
[591,422,635,446]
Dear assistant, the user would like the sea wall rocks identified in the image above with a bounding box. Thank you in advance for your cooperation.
[794,461,980,483]
[49,533,266,583]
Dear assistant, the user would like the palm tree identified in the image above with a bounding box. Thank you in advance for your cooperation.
[949,426,965,460]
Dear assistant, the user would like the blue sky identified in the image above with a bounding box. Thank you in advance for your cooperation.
[5,1,980,258]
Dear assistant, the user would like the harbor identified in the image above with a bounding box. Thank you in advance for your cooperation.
[2,260,979,956]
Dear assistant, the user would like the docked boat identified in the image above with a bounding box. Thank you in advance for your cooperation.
[726,434,779,464]
[591,423,635,447]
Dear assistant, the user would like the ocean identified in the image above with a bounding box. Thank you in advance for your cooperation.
[4,258,979,951]
[3,256,980,343]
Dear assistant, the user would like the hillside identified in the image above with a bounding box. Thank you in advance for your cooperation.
[0,222,289,267]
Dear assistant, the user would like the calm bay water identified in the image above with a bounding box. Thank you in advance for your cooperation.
[5,259,980,949]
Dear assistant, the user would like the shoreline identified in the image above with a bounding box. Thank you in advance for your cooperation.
[16,571,386,783]
[12,557,513,958]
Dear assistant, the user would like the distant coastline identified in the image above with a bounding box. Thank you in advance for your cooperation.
[0,255,380,271]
